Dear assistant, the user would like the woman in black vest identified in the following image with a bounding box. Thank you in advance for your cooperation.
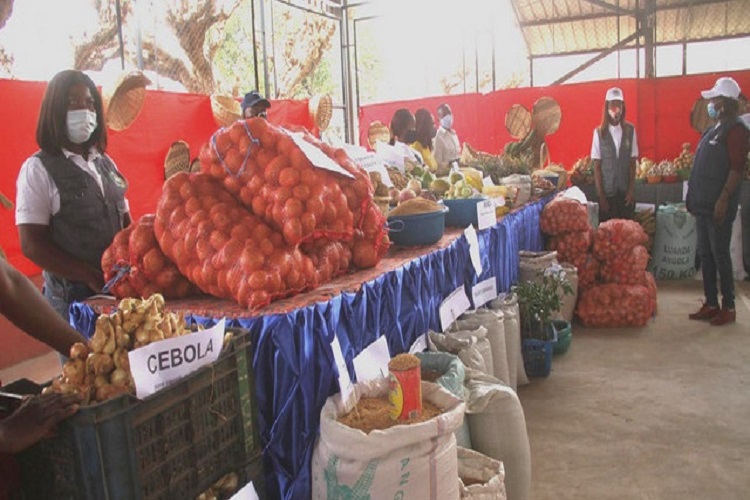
[590,87,639,221]
[686,77,749,326]
[15,70,131,320]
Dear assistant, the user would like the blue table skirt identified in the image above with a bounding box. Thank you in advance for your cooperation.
[70,195,550,499]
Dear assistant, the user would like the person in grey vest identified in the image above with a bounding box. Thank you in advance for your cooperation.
[686,77,749,326]
[15,70,131,321]
[741,113,750,281]
[590,87,639,221]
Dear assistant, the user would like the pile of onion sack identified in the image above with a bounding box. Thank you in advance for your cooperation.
[103,119,389,311]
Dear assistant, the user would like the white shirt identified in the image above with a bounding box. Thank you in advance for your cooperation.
[590,124,639,159]
[374,141,423,172]
[15,148,130,225]
[434,127,461,169]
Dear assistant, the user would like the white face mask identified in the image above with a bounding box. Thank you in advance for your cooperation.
[66,109,98,144]
[440,115,453,129]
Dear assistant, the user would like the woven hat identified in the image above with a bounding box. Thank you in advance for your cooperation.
[367,121,390,149]
[189,157,202,173]
[164,141,191,180]
[103,70,151,131]
[532,96,562,136]
[211,95,242,127]
[505,104,531,139]
[309,94,333,131]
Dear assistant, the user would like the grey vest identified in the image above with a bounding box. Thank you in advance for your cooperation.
[37,151,127,298]
[598,122,634,196]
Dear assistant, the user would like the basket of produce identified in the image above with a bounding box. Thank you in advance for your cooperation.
[661,174,679,183]
[646,175,662,184]
[103,70,151,132]
[388,198,448,246]
[441,197,484,228]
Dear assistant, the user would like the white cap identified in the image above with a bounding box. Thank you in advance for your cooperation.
[605,87,624,102]
[701,77,741,100]
[742,113,750,130]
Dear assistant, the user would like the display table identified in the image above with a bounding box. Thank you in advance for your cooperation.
[576,181,686,206]
[70,195,551,499]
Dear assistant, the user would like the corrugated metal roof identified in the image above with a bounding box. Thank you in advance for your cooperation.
[513,0,750,57]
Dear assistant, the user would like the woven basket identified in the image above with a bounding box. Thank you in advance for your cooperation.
[367,121,391,149]
[373,196,391,218]
[189,157,202,173]
[309,94,333,131]
[211,95,242,127]
[531,96,562,136]
[104,71,151,131]
[164,141,191,180]
[690,98,715,133]
[505,104,531,139]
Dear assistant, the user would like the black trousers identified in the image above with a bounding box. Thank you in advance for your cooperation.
[600,191,635,221]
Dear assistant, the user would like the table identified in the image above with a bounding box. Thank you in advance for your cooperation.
[71,195,551,499]
[576,182,686,206]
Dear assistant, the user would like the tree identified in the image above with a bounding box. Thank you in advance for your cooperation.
[0,0,14,73]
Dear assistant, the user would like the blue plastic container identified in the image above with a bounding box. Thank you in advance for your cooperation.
[388,206,449,246]
[441,198,484,228]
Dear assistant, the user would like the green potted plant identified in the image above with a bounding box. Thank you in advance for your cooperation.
[512,264,574,341]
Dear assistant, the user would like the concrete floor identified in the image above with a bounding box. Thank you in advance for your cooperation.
[519,279,750,500]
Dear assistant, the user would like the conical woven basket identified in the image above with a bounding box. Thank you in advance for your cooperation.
[211,95,242,127]
[532,97,562,136]
[505,104,531,139]
[309,94,333,131]
[367,121,391,149]
[104,71,151,131]
[189,157,202,173]
[690,98,716,133]
[164,141,191,180]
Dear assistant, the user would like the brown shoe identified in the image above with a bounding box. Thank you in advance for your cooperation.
[688,303,720,320]
[709,308,736,326]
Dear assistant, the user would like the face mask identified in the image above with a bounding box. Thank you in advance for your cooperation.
[66,109,98,144]
[440,115,453,129]
[707,101,720,120]
[403,129,417,144]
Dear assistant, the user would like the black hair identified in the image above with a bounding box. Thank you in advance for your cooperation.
[599,100,627,138]
[36,70,107,156]
[414,108,435,151]
[721,96,740,120]
[388,108,415,145]
[437,104,451,118]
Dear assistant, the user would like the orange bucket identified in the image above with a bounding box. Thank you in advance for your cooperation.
[388,353,422,421]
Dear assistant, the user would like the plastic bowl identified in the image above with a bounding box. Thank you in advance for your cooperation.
[388,206,449,246]
[441,198,484,228]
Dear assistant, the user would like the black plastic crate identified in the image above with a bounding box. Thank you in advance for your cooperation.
[15,328,259,500]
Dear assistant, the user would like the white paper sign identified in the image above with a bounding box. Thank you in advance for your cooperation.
[353,335,391,382]
[409,333,428,354]
[561,186,588,203]
[364,162,394,188]
[472,277,498,308]
[331,335,355,411]
[290,133,354,179]
[477,199,497,231]
[482,176,496,187]
[129,319,226,399]
[682,181,688,201]
[440,286,471,332]
[229,481,260,500]
[463,225,482,275]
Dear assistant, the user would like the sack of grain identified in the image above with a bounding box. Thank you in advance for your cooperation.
[457,309,511,386]
[457,446,506,499]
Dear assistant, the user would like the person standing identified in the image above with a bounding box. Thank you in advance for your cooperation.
[15,70,131,320]
[410,108,437,171]
[590,87,639,221]
[686,77,749,325]
[434,104,461,175]
[740,113,750,281]
[242,90,271,119]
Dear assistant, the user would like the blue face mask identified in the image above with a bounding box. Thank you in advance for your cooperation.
[707,101,720,120]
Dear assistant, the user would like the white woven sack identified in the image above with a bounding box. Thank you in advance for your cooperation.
[457,310,510,386]
[457,446,507,500]
[312,379,465,500]
[488,295,527,388]
[552,264,578,323]
[429,326,494,378]
[464,370,531,500]
[518,250,558,285]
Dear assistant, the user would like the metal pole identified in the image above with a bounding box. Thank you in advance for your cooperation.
[474,31,479,93]
[616,0,621,79]
[529,57,534,87]
[251,0,260,91]
[270,0,279,97]
[115,0,125,70]
[259,0,271,97]
[682,41,687,75]
[491,23,496,91]
[135,0,143,69]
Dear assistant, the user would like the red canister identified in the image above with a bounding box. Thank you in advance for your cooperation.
[388,353,422,421]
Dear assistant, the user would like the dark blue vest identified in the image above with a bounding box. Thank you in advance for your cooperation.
[598,122,634,196]
[686,119,742,219]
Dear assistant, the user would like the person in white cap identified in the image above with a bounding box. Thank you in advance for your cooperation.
[590,87,639,221]
[685,76,749,326]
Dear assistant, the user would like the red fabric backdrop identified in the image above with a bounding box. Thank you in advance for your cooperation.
[0,80,315,276]
[359,69,750,169]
